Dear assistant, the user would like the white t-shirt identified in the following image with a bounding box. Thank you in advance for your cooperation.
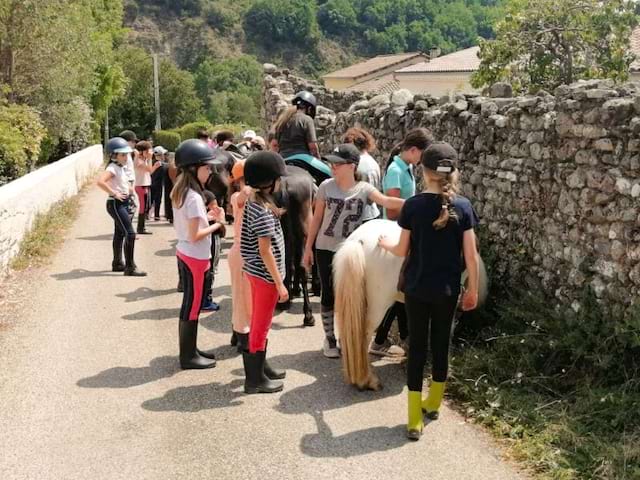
[357,152,381,220]
[106,162,130,197]
[173,189,211,260]
[124,154,135,184]
[134,157,152,186]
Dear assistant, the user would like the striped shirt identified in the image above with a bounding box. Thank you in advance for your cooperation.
[240,201,285,284]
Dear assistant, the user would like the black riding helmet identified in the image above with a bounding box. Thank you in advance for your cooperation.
[244,151,286,188]
[175,139,223,169]
[119,130,138,143]
[293,91,317,119]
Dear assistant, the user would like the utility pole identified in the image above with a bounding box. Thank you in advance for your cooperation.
[153,53,161,131]
[104,106,109,160]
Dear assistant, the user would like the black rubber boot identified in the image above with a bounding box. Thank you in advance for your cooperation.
[230,331,238,347]
[236,332,249,353]
[137,214,152,234]
[112,236,125,271]
[242,350,283,394]
[264,339,285,380]
[124,237,147,276]
[179,321,216,369]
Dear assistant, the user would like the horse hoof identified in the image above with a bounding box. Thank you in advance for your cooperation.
[303,315,315,327]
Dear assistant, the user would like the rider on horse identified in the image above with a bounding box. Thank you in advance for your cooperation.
[273,91,332,186]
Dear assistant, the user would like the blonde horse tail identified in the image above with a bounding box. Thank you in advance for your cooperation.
[334,240,371,390]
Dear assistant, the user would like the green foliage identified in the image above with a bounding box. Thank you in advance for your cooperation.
[244,0,320,48]
[152,130,181,152]
[472,0,639,93]
[207,91,258,125]
[109,46,203,139]
[317,0,358,36]
[203,2,240,33]
[0,98,46,185]
[448,232,640,478]
[175,121,213,140]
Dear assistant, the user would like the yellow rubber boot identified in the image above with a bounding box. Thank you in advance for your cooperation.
[422,381,446,420]
[407,390,423,441]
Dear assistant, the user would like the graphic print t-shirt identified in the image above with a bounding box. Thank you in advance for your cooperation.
[315,179,376,252]
[240,201,285,284]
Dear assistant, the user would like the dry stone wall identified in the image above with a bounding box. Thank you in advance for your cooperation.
[263,65,640,316]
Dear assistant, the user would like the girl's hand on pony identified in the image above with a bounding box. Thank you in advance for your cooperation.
[461,289,478,311]
[377,235,393,251]
[277,283,289,303]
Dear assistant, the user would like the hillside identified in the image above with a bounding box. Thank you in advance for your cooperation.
[124,0,504,77]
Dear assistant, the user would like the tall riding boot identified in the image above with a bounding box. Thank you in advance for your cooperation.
[407,390,424,441]
[263,339,285,380]
[422,381,446,420]
[112,235,125,272]
[235,332,249,353]
[230,331,238,347]
[124,236,147,276]
[242,349,283,394]
[137,214,151,234]
[179,320,216,369]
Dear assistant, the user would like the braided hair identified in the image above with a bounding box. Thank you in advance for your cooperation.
[424,167,460,230]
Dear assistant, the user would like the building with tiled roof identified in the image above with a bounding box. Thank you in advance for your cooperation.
[394,46,481,96]
[322,52,427,91]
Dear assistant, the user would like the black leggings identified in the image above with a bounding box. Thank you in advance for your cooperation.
[374,301,409,344]
[405,294,458,391]
[315,249,335,311]
[106,198,136,267]
[150,183,163,218]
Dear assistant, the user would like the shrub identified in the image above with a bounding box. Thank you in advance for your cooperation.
[0,101,46,185]
[153,130,181,152]
[176,121,214,141]
[40,97,93,161]
[244,0,319,49]
[203,2,239,33]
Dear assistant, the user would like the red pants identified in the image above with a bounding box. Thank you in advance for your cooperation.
[135,186,150,214]
[247,274,279,353]
[177,251,210,321]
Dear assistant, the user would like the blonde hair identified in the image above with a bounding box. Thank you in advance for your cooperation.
[251,183,284,218]
[423,167,460,230]
[273,106,298,136]
[170,166,203,209]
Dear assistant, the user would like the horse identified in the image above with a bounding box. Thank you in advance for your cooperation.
[333,219,488,391]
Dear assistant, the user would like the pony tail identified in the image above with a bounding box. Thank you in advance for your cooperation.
[253,188,284,218]
[433,176,456,230]
[384,142,403,173]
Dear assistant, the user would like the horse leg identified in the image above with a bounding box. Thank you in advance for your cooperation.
[299,264,315,327]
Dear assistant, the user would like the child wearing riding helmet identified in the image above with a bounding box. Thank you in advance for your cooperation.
[240,151,288,394]
[227,160,253,352]
[378,142,480,441]
[134,140,162,234]
[97,137,147,277]
[302,144,405,359]
[170,139,225,370]
[370,128,435,358]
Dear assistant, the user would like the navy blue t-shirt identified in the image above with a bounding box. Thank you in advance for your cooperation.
[398,193,479,301]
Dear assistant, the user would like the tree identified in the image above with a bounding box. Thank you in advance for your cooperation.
[244,0,320,49]
[472,0,638,93]
[317,0,358,36]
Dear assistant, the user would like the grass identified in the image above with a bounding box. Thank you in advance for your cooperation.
[10,193,83,271]
[444,239,640,479]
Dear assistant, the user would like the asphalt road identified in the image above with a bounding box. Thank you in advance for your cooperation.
[0,185,525,480]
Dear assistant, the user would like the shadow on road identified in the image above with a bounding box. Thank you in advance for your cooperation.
[51,269,119,280]
[77,356,180,389]
[301,411,407,458]
[141,379,245,412]
[122,308,180,321]
[116,287,178,303]
[77,234,113,241]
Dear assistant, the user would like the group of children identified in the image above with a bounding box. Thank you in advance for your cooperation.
[98,105,480,440]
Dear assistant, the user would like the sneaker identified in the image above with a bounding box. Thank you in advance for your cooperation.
[369,339,406,357]
[322,337,340,358]
[201,300,220,312]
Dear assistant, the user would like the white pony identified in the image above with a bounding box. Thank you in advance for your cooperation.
[333,219,487,391]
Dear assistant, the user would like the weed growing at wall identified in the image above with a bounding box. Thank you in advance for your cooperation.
[449,236,640,479]
[10,195,82,271]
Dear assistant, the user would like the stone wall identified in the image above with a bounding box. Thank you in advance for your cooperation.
[263,65,640,315]
[0,145,103,275]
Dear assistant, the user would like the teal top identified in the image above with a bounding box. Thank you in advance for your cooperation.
[381,155,415,218]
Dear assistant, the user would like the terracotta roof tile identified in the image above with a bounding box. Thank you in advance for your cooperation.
[323,52,426,79]
[396,47,481,74]
[344,74,400,94]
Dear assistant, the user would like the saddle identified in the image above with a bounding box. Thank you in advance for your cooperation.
[284,154,332,186]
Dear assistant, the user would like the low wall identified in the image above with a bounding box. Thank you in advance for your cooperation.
[263,64,640,317]
[0,145,103,273]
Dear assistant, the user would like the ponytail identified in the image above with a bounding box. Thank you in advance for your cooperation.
[430,169,460,230]
[252,184,284,218]
[384,128,433,173]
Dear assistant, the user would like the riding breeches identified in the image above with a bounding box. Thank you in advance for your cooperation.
[177,251,210,322]
[405,294,458,391]
[106,198,136,267]
[246,274,279,353]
